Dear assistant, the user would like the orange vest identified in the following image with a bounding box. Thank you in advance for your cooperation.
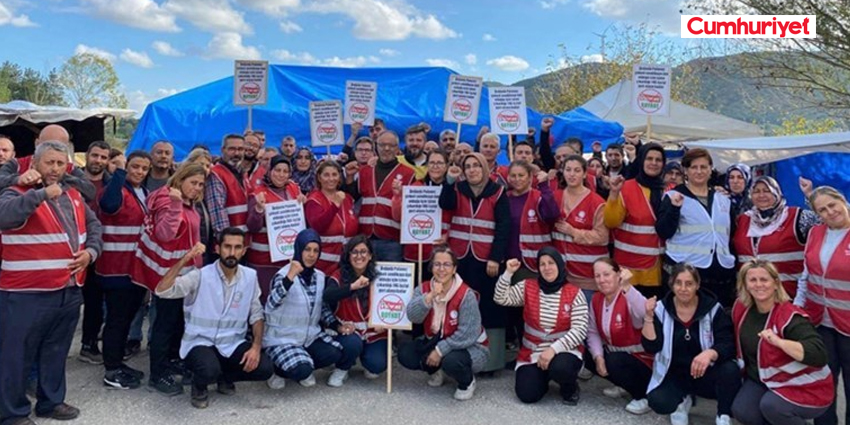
[612,179,663,270]
[733,207,804,299]
[803,224,850,336]
[306,190,359,276]
[591,291,653,368]
[210,163,248,231]
[358,163,416,240]
[553,189,607,280]
[518,279,582,363]
[422,279,489,346]
[449,185,504,261]
[331,271,387,343]
[246,182,301,267]
[518,189,552,272]
[96,186,146,277]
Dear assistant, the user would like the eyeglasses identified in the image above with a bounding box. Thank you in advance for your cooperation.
[351,249,370,257]
[432,262,454,269]
[428,161,446,167]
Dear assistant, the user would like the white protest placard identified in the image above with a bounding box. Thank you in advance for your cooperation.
[400,186,442,245]
[233,60,268,106]
[369,262,414,330]
[344,80,377,125]
[309,100,344,147]
[632,64,672,116]
[444,75,483,125]
[264,200,307,263]
[488,86,528,135]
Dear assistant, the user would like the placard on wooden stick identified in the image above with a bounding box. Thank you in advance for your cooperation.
[369,262,414,393]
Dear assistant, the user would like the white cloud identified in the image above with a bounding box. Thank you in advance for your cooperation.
[279,20,302,33]
[580,53,604,63]
[540,0,569,8]
[379,48,400,57]
[486,55,530,71]
[425,58,458,69]
[304,0,457,40]
[127,88,180,115]
[164,0,252,34]
[120,48,155,68]
[582,0,682,34]
[204,32,261,60]
[74,44,116,61]
[235,0,300,17]
[271,49,318,64]
[271,49,380,68]
[482,33,496,42]
[152,41,184,57]
[324,55,378,68]
[0,2,36,27]
[464,53,477,65]
[81,0,179,32]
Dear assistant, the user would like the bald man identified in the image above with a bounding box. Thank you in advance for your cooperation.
[0,124,96,201]
[0,136,15,165]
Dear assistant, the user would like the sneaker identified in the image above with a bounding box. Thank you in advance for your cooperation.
[327,369,348,387]
[79,343,103,365]
[104,369,141,390]
[267,375,286,390]
[562,385,581,406]
[363,370,380,380]
[427,370,444,387]
[35,403,79,420]
[603,386,628,399]
[577,366,593,381]
[124,340,141,361]
[716,415,731,425]
[216,380,236,395]
[168,359,193,385]
[453,378,476,401]
[299,374,316,387]
[670,395,693,425]
[120,364,145,381]
[626,398,651,415]
[148,375,183,396]
[191,385,209,409]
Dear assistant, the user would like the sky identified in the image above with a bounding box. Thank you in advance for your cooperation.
[0,0,688,114]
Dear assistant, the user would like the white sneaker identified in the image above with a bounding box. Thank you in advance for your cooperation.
[266,374,286,390]
[453,378,476,401]
[327,368,348,387]
[427,370,444,387]
[626,398,651,415]
[716,415,731,425]
[670,395,693,425]
[363,370,380,380]
[299,374,316,387]
[578,366,593,381]
[603,386,628,398]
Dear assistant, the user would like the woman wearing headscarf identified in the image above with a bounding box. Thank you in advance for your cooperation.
[440,152,510,373]
[246,156,304,303]
[291,147,317,194]
[663,162,684,187]
[725,163,752,218]
[732,176,819,300]
[263,229,356,389]
[494,247,588,405]
[603,143,667,299]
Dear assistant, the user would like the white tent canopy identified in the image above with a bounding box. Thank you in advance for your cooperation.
[0,100,135,126]
[684,131,850,171]
[580,80,763,142]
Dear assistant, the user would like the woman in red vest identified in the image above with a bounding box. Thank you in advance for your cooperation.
[323,235,387,383]
[495,247,588,405]
[586,258,653,415]
[440,152,510,373]
[731,259,833,425]
[246,156,304,303]
[398,246,490,401]
[603,143,667,299]
[553,155,609,292]
[733,176,819,300]
[798,186,850,425]
[305,160,358,276]
[130,163,204,396]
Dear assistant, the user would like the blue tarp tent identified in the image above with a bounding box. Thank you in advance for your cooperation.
[128,65,623,161]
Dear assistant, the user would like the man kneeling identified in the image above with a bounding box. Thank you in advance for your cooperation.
[155,227,273,408]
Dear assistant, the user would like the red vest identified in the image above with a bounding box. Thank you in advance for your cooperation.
[422,279,489,346]
[518,189,552,272]
[210,163,248,231]
[358,163,415,240]
[733,301,834,408]
[246,182,301,267]
[612,179,663,270]
[449,185,504,261]
[734,207,804,299]
[16,155,75,174]
[0,186,87,291]
[591,291,653,368]
[244,163,266,196]
[331,271,387,343]
[306,190,359,276]
[403,180,453,262]
[803,224,850,336]
[553,189,607,280]
[490,165,508,187]
[130,200,200,291]
[96,186,146,277]
[518,279,582,363]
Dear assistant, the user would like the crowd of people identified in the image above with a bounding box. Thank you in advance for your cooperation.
[0,119,846,425]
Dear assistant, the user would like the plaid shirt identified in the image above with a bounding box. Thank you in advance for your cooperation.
[204,173,230,237]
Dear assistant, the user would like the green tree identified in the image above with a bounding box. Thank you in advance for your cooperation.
[776,116,838,136]
[0,61,65,105]
[57,53,128,109]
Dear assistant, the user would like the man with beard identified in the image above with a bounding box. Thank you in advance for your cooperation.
[206,134,249,240]
[146,141,174,192]
[397,123,428,180]
[0,141,103,424]
[439,129,457,157]
[0,135,15,165]
[155,228,272,409]
[242,133,265,193]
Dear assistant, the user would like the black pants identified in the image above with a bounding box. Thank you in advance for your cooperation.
[81,267,103,345]
[398,338,474,390]
[733,378,828,425]
[585,351,652,399]
[186,342,273,388]
[149,296,184,380]
[514,353,582,403]
[0,288,82,424]
[102,279,147,370]
[815,326,850,425]
[647,360,740,416]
